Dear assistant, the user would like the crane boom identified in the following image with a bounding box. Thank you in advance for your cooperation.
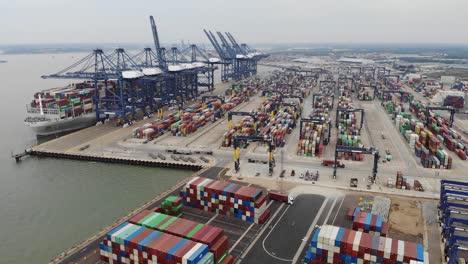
[149,16,167,70]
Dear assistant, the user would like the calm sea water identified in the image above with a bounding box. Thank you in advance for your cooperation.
[0,53,193,263]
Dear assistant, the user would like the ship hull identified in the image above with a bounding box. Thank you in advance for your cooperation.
[25,113,97,136]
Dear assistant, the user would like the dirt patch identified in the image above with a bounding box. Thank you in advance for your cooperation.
[230,176,298,192]
[388,197,424,241]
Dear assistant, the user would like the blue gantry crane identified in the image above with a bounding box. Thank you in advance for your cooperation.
[204,30,267,82]
[180,44,221,93]
[42,48,152,125]
[42,15,224,125]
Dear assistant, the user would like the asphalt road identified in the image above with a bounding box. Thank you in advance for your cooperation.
[57,167,223,264]
[239,194,326,264]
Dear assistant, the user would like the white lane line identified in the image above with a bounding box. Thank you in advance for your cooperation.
[291,197,330,264]
[230,223,255,252]
[230,200,274,253]
[236,203,286,264]
[206,214,218,225]
[323,197,338,225]
[261,205,292,261]
[331,196,345,225]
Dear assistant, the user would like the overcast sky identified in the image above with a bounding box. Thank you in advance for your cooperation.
[2,0,468,45]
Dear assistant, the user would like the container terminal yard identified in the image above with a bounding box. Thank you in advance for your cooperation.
[13,15,468,264]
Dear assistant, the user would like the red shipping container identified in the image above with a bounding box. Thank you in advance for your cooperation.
[259,210,271,224]
[128,210,153,225]
[221,255,234,264]
[211,235,229,262]
[254,194,268,208]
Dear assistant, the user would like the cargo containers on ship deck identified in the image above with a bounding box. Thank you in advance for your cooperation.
[180,177,270,224]
[304,225,428,264]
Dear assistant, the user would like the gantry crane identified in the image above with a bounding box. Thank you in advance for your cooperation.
[204,30,267,81]
[233,135,275,175]
[227,111,259,134]
[425,106,455,127]
[313,93,335,110]
[380,90,411,103]
[333,146,380,180]
[335,108,365,130]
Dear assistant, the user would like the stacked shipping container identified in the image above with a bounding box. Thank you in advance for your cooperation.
[396,171,411,190]
[180,177,270,224]
[336,87,364,161]
[160,196,184,216]
[128,210,230,263]
[100,222,213,264]
[304,225,427,264]
[133,95,246,140]
[352,212,389,237]
[297,123,325,157]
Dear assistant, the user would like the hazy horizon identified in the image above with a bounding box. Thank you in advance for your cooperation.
[3,0,468,45]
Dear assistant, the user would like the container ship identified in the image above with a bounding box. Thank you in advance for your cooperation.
[24,81,114,136]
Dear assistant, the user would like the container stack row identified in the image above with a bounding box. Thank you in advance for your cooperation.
[128,210,230,263]
[297,123,325,157]
[392,113,453,169]
[259,104,299,147]
[357,87,374,101]
[352,211,389,237]
[100,222,213,264]
[314,96,333,110]
[409,100,467,160]
[304,225,428,264]
[336,82,364,161]
[423,111,468,160]
[180,177,270,224]
[337,111,360,136]
[132,94,245,140]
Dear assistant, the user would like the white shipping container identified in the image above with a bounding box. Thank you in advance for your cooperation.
[353,231,362,251]
[397,240,405,262]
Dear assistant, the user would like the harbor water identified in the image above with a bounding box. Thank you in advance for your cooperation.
[0,53,193,263]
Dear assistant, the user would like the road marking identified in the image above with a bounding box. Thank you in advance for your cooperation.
[323,197,338,225]
[331,196,345,225]
[230,223,255,252]
[261,205,292,261]
[229,200,275,254]
[291,197,329,264]
[206,214,218,225]
[235,203,286,264]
